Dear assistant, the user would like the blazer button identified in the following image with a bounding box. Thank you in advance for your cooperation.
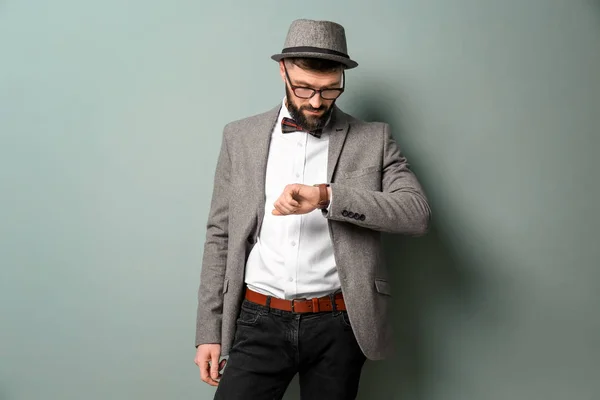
[342,210,349,217]
[353,214,360,220]
[359,214,366,221]
[348,211,355,218]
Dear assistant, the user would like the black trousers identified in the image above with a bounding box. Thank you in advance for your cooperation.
[214,298,366,400]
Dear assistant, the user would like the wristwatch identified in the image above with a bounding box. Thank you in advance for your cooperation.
[313,183,330,209]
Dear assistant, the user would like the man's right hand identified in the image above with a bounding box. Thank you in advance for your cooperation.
[195,344,227,386]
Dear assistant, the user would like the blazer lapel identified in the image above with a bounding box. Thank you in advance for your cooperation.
[327,106,350,182]
[251,104,281,233]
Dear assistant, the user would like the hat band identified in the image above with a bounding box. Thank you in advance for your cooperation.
[281,46,350,59]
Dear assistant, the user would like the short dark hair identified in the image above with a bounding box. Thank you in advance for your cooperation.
[285,57,344,73]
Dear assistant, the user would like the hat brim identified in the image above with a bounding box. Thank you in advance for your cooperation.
[271,52,358,69]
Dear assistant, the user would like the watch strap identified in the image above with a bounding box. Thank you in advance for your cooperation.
[313,183,330,209]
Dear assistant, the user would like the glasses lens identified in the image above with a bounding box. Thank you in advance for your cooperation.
[321,89,343,100]
[293,88,314,99]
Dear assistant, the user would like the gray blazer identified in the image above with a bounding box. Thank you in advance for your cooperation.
[195,104,431,360]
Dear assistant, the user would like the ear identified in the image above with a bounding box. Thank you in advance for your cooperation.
[279,60,286,82]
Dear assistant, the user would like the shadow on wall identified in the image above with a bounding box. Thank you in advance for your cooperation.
[594,0,600,24]
[350,92,482,399]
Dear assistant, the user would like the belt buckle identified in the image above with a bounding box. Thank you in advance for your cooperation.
[291,298,306,313]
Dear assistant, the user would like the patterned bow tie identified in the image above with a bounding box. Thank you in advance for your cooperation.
[281,117,322,139]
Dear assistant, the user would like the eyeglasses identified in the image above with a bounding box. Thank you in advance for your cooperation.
[283,62,345,100]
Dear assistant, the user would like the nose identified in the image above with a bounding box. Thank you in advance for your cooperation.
[309,94,322,109]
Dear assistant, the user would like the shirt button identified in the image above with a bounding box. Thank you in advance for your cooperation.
[295,173,300,178]
[288,277,294,282]
[291,241,296,246]
[297,142,303,147]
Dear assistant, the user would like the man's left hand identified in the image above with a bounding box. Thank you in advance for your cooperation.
[272,184,322,216]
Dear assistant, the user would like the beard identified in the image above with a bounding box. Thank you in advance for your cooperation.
[285,85,335,132]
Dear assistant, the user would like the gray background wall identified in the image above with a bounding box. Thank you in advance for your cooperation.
[1,0,598,399]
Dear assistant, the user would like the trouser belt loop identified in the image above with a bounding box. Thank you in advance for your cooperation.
[329,292,337,312]
[312,298,320,313]
[265,295,272,311]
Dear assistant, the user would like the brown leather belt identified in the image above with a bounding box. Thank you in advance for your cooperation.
[245,287,346,313]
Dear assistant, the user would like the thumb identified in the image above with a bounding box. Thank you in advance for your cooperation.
[287,192,299,207]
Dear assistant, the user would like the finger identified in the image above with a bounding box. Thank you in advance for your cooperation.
[272,201,285,215]
[210,352,220,381]
[279,203,297,214]
[198,357,208,380]
[278,195,300,214]
[284,201,300,212]
[200,359,218,386]
[218,359,227,379]
[273,200,294,215]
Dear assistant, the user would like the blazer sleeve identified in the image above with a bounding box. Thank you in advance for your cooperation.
[324,123,431,235]
[195,127,231,347]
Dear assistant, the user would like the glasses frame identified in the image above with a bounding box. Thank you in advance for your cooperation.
[283,62,345,100]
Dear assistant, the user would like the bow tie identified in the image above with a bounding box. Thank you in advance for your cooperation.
[281,117,322,139]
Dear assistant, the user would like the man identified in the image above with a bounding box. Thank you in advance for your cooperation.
[194,19,431,399]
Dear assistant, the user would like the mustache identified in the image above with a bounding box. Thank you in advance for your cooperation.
[302,106,325,112]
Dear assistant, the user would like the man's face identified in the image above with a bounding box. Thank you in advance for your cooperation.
[280,61,343,132]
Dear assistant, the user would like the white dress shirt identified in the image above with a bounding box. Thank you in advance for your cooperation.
[244,99,340,300]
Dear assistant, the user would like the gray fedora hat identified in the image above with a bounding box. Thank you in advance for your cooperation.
[271,19,358,69]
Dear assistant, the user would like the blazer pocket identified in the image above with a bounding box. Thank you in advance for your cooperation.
[375,278,391,296]
[338,165,381,179]
[223,278,229,294]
